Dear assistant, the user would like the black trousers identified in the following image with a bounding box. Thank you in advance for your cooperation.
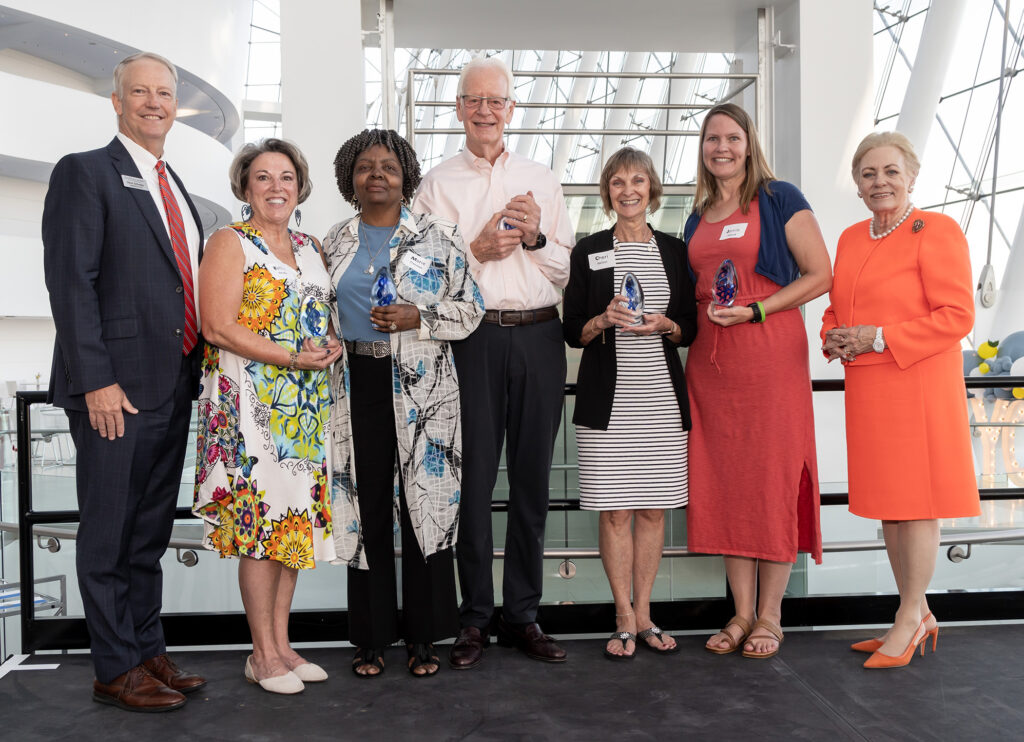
[68,354,195,684]
[451,318,566,628]
[346,353,458,648]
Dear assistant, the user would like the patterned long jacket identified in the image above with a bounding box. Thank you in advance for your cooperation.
[323,206,485,568]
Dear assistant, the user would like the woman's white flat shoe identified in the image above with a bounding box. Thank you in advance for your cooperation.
[244,654,305,694]
[291,662,328,682]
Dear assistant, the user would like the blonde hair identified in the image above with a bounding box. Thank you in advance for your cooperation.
[113,52,178,100]
[850,131,921,182]
[693,103,775,216]
[599,147,663,216]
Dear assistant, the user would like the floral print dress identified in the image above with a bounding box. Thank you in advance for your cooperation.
[193,223,336,569]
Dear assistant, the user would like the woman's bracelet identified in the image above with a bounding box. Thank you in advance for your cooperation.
[660,321,678,336]
[288,351,299,370]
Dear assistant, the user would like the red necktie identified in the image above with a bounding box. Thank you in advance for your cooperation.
[156,160,197,355]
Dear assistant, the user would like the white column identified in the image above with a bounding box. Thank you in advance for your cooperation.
[515,50,558,161]
[551,51,599,182]
[773,0,874,505]
[592,52,646,181]
[983,205,1024,343]
[896,0,968,154]
[650,53,699,182]
[280,0,366,240]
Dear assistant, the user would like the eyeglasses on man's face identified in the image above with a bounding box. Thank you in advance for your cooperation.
[459,95,510,112]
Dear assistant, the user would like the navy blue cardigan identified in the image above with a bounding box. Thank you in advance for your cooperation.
[563,228,698,431]
[684,180,812,287]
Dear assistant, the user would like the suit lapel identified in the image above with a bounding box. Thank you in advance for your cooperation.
[106,138,179,270]
[844,224,883,321]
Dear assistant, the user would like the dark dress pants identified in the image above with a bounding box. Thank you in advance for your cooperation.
[451,318,566,628]
[346,353,459,648]
[68,354,195,684]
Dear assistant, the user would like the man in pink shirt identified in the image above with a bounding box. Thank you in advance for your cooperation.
[413,56,574,669]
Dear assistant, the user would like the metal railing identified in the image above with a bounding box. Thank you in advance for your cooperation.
[6,377,1024,650]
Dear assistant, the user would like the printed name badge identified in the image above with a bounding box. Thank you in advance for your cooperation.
[121,174,149,191]
[402,252,431,275]
[720,223,747,240]
[588,250,616,271]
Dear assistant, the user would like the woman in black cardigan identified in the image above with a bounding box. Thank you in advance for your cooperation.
[563,147,697,660]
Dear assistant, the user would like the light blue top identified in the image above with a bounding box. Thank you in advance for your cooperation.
[336,222,395,341]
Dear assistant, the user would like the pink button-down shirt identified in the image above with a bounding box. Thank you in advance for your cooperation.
[413,148,574,311]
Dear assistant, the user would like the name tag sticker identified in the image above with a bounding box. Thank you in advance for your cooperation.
[402,252,431,275]
[588,250,616,270]
[720,223,747,240]
[121,174,149,191]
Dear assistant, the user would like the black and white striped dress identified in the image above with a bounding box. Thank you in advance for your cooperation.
[576,236,688,510]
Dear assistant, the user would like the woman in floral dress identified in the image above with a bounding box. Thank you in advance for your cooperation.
[193,139,342,694]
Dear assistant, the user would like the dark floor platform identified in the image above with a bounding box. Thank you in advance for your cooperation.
[2,624,1023,741]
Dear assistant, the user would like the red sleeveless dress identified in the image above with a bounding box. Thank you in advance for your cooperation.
[685,198,822,564]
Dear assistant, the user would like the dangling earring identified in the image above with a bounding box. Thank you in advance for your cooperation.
[908,185,914,193]
[294,208,302,228]
[241,203,252,220]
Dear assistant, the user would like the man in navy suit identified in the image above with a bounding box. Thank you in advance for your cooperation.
[43,51,207,712]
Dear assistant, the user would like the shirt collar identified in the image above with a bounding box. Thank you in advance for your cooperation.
[116,132,161,172]
[459,145,510,171]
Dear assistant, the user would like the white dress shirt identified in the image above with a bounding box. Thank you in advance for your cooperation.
[116,132,201,327]
[413,147,574,311]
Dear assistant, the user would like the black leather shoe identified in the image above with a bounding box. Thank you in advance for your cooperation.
[449,626,489,670]
[496,616,567,663]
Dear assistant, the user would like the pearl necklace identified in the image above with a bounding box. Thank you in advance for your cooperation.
[869,203,914,240]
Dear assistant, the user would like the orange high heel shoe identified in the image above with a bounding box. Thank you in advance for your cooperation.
[863,622,927,669]
[851,612,939,653]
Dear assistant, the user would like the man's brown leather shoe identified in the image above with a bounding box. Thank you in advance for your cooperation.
[448,626,489,670]
[496,616,567,663]
[93,666,187,712]
[143,653,207,694]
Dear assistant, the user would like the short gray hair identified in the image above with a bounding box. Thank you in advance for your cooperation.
[457,56,515,100]
[229,138,313,204]
[851,131,921,182]
[113,52,178,99]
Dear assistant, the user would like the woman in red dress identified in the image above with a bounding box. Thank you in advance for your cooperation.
[684,103,832,658]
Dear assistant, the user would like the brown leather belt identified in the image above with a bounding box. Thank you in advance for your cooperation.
[343,339,391,358]
[483,305,559,327]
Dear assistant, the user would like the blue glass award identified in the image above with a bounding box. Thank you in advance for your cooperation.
[370,266,398,307]
[299,296,330,348]
[619,271,644,325]
[712,259,738,307]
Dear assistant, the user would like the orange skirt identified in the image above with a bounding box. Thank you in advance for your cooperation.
[844,348,980,520]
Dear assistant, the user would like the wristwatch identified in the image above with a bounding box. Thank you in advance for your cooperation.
[872,327,885,353]
[522,232,547,251]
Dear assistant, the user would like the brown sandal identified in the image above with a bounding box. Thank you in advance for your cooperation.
[705,615,752,655]
[741,618,784,659]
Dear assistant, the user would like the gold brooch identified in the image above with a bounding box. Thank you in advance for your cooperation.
[912,219,924,233]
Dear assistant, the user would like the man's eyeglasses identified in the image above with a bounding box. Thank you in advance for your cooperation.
[460,95,510,112]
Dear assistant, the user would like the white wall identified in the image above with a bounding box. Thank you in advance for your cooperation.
[280,0,366,240]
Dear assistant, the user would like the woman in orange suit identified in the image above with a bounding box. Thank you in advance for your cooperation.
[821,131,980,669]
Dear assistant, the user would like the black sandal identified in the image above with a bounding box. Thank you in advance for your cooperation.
[351,647,384,678]
[637,625,680,655]
[406,643,440,678]
[603,631,637,661]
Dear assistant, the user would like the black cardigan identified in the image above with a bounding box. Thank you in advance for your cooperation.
[562,227,698,431]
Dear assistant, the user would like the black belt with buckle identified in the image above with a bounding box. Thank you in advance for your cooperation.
[343,339,391,358]
[483,305,559,327]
